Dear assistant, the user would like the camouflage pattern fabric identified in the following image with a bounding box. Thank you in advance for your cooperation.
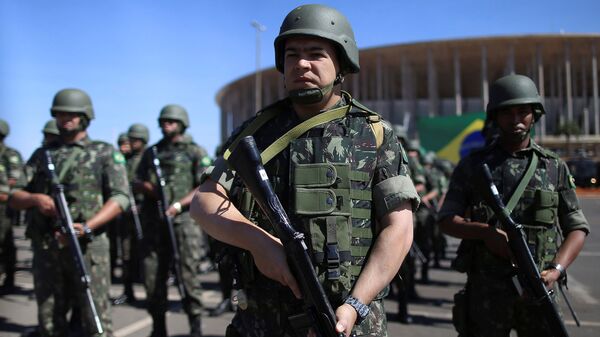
[17,136,130,337]
[0,143,23,282]
[209,94,417,337]
[439,139,589,336]
[136,137,210,320]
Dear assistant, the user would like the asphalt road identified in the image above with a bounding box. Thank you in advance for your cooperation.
[1,197,599,337]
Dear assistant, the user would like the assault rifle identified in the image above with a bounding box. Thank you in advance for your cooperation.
[128,187,144,241]
[44,150,104,334]
[481,163,569,337]
[227,136,345,337]
[150,146,186,299]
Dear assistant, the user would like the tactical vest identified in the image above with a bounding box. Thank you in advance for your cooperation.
[232,94,386,304]
[468,148,561,272]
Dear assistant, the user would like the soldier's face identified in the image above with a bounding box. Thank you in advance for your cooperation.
[130,138,145,151]
[496,105,534,143]
[160,118,181,137]
[283,37,339,93]
[55,111,82,133]
[119,141,131,155]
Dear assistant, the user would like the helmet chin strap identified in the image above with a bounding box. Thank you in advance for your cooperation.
[289,74,343,105]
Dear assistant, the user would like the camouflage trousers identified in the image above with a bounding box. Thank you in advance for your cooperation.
[454,271,559,337]
[142,211,203,319]
[229,285,388,337]
[31,233,112,337]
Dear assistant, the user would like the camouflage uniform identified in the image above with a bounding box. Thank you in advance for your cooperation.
[17,136,129,337]
[136,136,210,327]
[207,92,419,337]
[439,140,590,337]
[0,142,24,288]
[121,146,144,285]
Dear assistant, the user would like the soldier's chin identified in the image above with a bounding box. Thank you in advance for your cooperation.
[58,127,80,137]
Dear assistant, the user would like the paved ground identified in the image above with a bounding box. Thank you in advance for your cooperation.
[1,195,599,337]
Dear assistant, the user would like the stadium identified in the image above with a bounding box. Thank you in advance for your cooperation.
[216,34,600,161]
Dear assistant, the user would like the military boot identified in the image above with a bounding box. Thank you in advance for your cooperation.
[189,315,203,337]
[149,314,167,337]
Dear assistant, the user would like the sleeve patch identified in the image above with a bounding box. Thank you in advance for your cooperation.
[200,156,212,167]
[569,174,576,189]
[113,152,126,164]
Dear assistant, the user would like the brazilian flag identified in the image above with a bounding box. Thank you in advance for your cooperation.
[417,112,486,164]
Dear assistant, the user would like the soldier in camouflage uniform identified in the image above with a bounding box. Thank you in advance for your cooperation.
[438,74,589,337]
[135,105,211,337]
[0,119,24,292]
[42,120,61,147]
[9,88,130,337]
[113,123,149,305]
[422,151,448,268]
[190,5,419,337]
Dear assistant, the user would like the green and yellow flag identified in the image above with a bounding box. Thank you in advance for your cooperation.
[417,112,486,164]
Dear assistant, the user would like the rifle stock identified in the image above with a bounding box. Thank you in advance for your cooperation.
[45,150,104,334]
[481,163,569,337]
[151,146,186,299]
[227,136,344,337]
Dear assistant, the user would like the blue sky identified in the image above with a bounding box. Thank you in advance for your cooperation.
[1,0,599,158]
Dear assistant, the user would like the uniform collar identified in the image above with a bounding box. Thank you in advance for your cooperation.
[64,135,91,148]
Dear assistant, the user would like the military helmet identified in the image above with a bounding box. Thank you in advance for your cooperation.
[423,151,436,165]
[50,88,95,120]
[42,119,60,136]
[127,123,150,143]
[487,74,545,121]
[274,4,359,75]
[0,119,9,137]
[158,104,189,128]
[117,132,129,145]
[393,125,408,140]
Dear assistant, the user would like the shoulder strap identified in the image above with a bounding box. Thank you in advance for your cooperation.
[505,152,539,214]
[223,107,281,161]
[260,104,350,164]
[57,147,83,183]
[370,120,384,150]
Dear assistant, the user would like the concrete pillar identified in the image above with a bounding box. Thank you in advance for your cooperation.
[592,45,599,135]
[427,48,439,117]
[506,45,515,75]
[565,43,574,122]
[481,45,489,110]
[454,49,462,115]
[376,54,383,100]
[536,45,546,137]
[582,59,589,135]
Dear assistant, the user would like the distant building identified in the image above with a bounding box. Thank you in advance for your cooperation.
[216,34,600,155]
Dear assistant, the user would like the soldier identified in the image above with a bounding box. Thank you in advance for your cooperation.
[0,119,24,292]
[42,120,61,147]
[190,5,418,337]
[134,105,210,337]
[438,74,589,337]
[422,152,448,268]
[9,88,130,337]
[117,133,132,157]
[113,123,149,305]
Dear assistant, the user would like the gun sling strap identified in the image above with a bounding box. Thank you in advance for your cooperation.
[505,151,539,214]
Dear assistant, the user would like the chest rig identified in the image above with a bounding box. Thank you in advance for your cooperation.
[469,146,561,271]
[229,93,384,303]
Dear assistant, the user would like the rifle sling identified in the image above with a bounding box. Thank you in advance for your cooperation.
[224,105,350,165]
[505,152,538,214]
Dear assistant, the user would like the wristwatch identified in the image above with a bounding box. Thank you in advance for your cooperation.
[344,296,370,324]
[81,222,94,242]
[545,262,566,280]
[172,201,183,214]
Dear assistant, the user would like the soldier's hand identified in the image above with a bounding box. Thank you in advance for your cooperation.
[166,205,178,217]
[72,223,85,238]
[34,194,57,217]
[335,303,357,336]
[540,268,561,289]
[251,236,302,299]
[483,226,511,260]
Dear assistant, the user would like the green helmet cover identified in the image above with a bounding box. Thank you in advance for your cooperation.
[487,74,545,121]
[50,88,95,120]
[274,4,359,75]
[0,119,9,137]
[393,125,408,140]
[117,132,130,144]
[158,104,189,128]
[42,119,60,136]
[127,123,150,143]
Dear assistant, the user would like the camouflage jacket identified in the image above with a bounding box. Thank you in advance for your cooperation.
[439,139,589,273]
[0,143,24,196]
[136,137,210,218]
[17,136,130,240]
[206,93,419,334]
